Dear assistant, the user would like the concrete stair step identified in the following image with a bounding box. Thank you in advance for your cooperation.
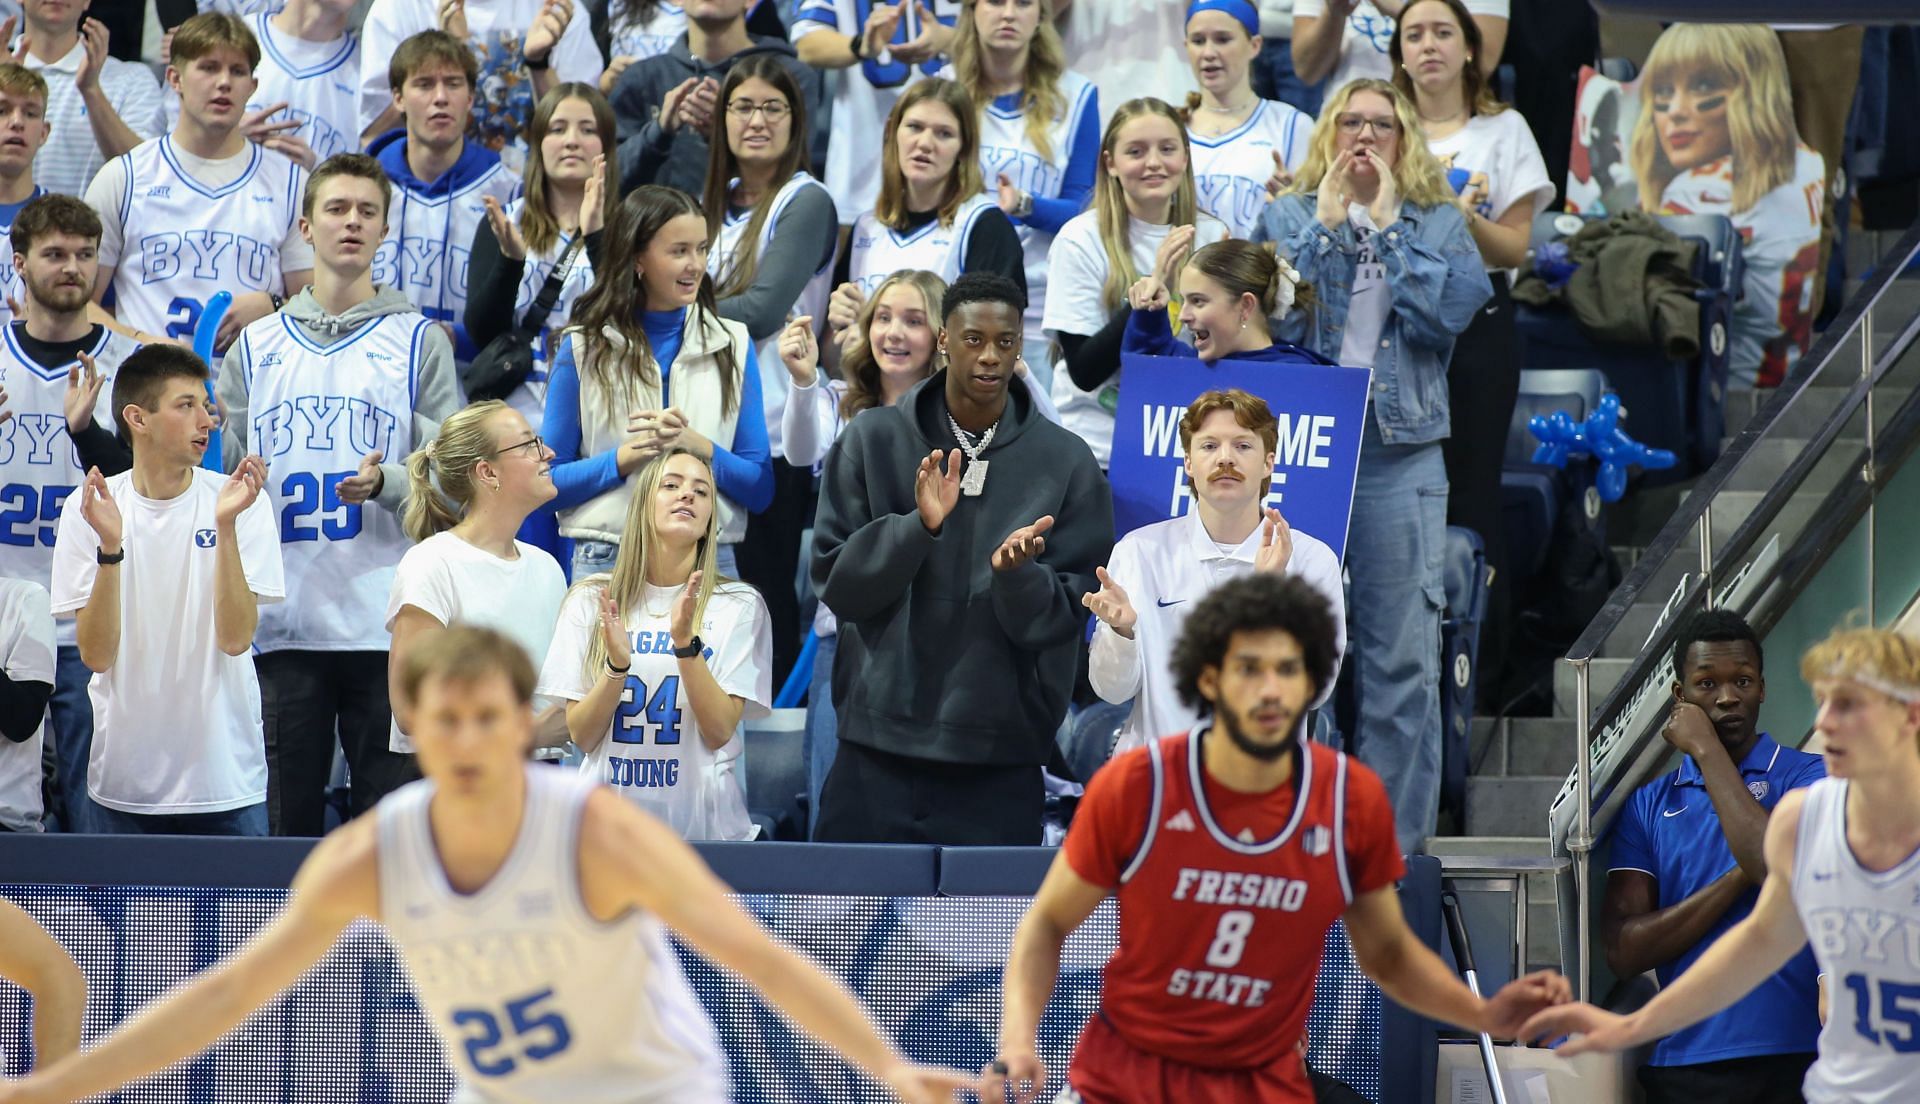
[1467,718,1580,777]
[1623,487,1828,601]
[1464,776,1563,837]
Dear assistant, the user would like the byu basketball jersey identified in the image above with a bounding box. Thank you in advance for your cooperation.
[0,187,45,328]
[607,0,687,61]
[240,312,424,651]
[973,72,1096,335]
[1189,100,1312,241]
[506,196,597,428]
[0,325,134,644]
[378,767,731,1103]
[1794,778,1920,1103]
[110,138,304,343]
[373,161,521,341]
[249,12,361,163]
[708,172,833,460]
[847,192,997,297]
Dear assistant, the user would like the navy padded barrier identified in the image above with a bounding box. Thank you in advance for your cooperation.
[0,839,1440,1104]
[937,846,1058,896]
[1590,0,1913,18]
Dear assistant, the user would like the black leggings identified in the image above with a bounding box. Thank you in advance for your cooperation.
[1439,271,1519,696]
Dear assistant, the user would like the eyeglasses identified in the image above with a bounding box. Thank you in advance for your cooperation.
[1335,113,1401,136]
[726,99,792,122]
[494,434,545,458]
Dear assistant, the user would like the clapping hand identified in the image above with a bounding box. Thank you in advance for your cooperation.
[777,315,820,387]
[599,590,632,668]
[483,194,528,260]
[915,448,961,535]
[669,570,702,650]
[1152,223,1198,289]
[1315,150,1357,230]
[524,0,571,67]
[992,515,1053,572]
[438,0,469,38]
[1080,566,1137,638]
[216,456,268,525]
[1252,507,1292,574]
[336,451,385,505]
[63,352,104,434]
[581,154,607,235]
[662,76,719,134]
[1,17,29,64]
[995,173,1024,218]
[79,466,122,550]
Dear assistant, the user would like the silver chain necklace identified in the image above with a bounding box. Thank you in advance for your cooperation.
[946,411,1000,496]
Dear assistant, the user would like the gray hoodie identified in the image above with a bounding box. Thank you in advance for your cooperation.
[218,286,461,512]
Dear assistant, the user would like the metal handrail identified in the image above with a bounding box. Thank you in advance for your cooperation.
[1548,222,1920,999]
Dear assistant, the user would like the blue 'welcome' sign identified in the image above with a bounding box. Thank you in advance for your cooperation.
[1109,353,1372,560]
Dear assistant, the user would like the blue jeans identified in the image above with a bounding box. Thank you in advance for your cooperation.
[86,801,269,836]
[802,630,838,839]
[1346,424,1446,853]
[48,646,107,834]
[573,539,739,581]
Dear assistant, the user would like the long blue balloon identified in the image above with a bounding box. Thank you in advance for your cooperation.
[192,291,234,472]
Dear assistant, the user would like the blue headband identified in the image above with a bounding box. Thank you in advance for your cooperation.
[1185,0,1259,37]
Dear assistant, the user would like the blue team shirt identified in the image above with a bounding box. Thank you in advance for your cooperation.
[1609,733,1826,1066]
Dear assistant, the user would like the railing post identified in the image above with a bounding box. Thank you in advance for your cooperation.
[1568,657,1594,1004]
[1863,310,1877,623]
[1699,506,1715,608]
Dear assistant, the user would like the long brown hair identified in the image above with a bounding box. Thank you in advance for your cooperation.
[1186,239,1317,318]
[701,56,813,301]
[874,79,984,230]
[519,83,619,256]
[947,0,1069,163]
[1094,98,1202,310]
[839,269,947,419]
[1388,0,1504,118]
[566,186,739,420]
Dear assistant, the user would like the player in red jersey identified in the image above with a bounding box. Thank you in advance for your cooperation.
[984,573,1571,1103]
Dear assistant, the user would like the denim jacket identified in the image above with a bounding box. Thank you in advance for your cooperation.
[1253,194,1492,446]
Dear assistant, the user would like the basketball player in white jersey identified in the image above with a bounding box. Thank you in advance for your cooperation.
[0,194,140,834]
[0,892,84,1067]
[0,625,979,1104]
[219,152,462,836]
[1523,626,1920,1103]
[86,13,313,355]
[0,61,49,329]
[246,0,363,164]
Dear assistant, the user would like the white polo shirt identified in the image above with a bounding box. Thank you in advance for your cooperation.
[22,37,166,200]
[1089,508,1346,755]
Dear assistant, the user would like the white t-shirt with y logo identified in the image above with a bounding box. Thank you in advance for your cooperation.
[1294,0,1509,97]
[49,469,285,814]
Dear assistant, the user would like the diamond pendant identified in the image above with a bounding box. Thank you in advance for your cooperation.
[960,459,988,497]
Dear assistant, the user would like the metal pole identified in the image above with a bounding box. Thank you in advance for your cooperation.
[1444,887,1510,1104]
[1570,658,1592,1004]
[1863,311,1877,624]
[1699,504,1715,608]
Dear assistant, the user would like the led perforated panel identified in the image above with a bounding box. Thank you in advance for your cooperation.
[0,886,1383,1102]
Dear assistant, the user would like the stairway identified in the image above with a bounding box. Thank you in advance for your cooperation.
[1435,231,1920,977]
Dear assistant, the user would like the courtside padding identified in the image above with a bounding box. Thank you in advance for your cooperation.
[0,838,1439,1102]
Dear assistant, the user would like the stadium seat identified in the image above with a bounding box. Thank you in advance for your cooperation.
[1515,211,1740,475]
[1440,527,1492,821]
[744,709,808,840]
[1502,368,1607,588]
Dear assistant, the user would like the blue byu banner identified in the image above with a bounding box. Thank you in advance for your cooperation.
[1109,353,1372,560]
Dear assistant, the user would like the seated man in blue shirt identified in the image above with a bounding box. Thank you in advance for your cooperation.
[1604,610,1825,1103]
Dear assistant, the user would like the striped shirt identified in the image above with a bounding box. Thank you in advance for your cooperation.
[22,37,165,199]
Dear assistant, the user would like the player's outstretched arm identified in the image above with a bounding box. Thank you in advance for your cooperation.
[0,820,378,1104]
[986,852,1109,1103]
[1345,884,1572,1037]
[1522,791,1813,1055]
[579,790,977,1104]
[0,897,87,1064]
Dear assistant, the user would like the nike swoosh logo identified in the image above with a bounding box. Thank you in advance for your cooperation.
[1812,871,1835,881]
[1157,598,1185,608]
[1662,807,1686,817]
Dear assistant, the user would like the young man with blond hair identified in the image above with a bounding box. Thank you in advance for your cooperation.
[0,61,49,326]
[1086,387,1346,754]
[14,0,165,199]
[85,12,312,356]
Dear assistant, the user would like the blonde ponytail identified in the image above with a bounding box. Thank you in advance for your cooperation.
[401,400,509,543]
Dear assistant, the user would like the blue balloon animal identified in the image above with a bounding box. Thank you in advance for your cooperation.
[1528,392,1676,503]
[192,291,234,472]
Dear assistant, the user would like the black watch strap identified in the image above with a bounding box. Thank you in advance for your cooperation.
[671,635,703,659]
[97,546,125,565]
[849,31,864,59]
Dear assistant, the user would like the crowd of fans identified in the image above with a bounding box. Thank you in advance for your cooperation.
[0,0,1863,856]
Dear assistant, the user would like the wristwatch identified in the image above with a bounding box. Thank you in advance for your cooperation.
[671,635,704,659]
[97,546,125,565]
[1011,189,1034,219]
[849,31,865,60]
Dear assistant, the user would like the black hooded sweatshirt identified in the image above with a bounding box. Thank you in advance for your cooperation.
[812,371,1113,766]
